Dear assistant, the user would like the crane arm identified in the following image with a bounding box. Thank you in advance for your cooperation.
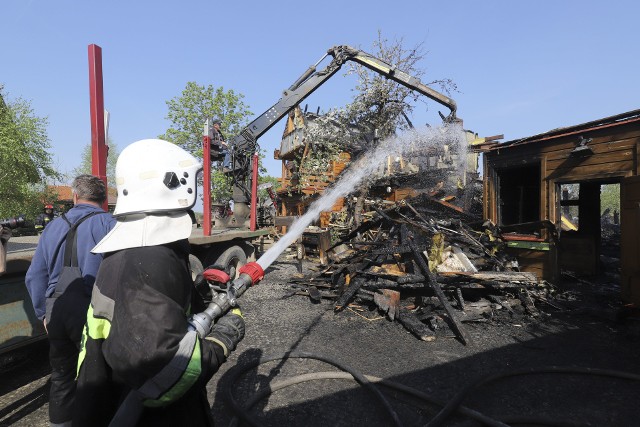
[229,45,458,154]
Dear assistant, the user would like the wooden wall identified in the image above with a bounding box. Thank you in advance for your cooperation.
[484,119,640,282]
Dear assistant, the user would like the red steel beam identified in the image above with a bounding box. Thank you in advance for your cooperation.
[88,44,108,211]
[202,124,212,236]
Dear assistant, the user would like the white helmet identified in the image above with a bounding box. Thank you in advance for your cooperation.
[113,139,202,216]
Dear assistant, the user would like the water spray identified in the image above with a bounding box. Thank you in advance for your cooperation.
[256,123,468,271]
[189,123,467,337]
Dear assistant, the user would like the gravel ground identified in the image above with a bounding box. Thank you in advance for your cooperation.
[2,253,640,427]
[207,256,640,427]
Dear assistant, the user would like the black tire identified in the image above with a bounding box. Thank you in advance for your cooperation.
[189,254,204,281]
[213,246,247,280]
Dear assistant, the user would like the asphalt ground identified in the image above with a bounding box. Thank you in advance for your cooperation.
[2,253,640,426]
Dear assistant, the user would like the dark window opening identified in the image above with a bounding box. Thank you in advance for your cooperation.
[497,164,541,225]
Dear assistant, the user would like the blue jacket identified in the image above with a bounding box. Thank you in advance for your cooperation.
[25,204,116,321]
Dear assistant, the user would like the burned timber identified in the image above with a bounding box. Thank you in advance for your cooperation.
[281,193,558,345]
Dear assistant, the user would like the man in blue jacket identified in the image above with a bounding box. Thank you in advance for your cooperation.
[26,174,116,427]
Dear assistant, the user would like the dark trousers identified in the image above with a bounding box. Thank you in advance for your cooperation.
[46,288,89,424]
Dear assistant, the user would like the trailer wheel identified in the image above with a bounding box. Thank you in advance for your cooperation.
[214,246,246,280]
[189,254,204,280]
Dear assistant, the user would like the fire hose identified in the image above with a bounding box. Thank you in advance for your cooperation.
[108,262,264,427]
[223,359,640,427]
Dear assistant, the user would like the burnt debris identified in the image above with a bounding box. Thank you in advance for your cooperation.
[283,194,558,344]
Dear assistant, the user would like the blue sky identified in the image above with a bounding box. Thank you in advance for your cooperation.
[2,0,638,182]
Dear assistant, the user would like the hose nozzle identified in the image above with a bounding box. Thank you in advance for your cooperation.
[227,262,264,305]
[238,262,265,285]
[188,262,264,338]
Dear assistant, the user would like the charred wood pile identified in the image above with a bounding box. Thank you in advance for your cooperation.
[284,195,557,345]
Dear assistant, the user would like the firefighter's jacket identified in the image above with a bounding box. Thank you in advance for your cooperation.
[74,240,225,426]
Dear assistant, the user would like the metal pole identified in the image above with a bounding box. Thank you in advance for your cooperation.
[202,120,212,236]
[88,44,108,212]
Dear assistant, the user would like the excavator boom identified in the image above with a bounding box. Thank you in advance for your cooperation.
[218,44,459,226]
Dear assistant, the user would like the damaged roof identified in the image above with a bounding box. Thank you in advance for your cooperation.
[489,108,640,150]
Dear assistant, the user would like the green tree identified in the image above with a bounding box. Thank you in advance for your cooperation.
[210,170,233,202]
[160,81,253,156]
[161,82,281,206]
[161,82,253,204]
[345,31,457,138]
[72,137,120,184]
[601,183,620,215]
[0,86,59,220]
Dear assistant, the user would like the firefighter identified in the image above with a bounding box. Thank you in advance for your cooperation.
[35,204,55,232]
[74,139,245,426]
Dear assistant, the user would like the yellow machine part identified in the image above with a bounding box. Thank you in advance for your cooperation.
[561,215,578,231]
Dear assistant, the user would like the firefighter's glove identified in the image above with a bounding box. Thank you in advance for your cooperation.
[206,310,245,357]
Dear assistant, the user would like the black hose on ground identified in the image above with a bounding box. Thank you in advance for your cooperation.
[225,369,593,427]
[223,351,403,427]
[227,371,510,427]
[424,366,640,427]
[222,354,640,427]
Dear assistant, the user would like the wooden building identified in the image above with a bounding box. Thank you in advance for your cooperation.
[483,109,640,304]
[274,106,357,227]
[275,106,484,228]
